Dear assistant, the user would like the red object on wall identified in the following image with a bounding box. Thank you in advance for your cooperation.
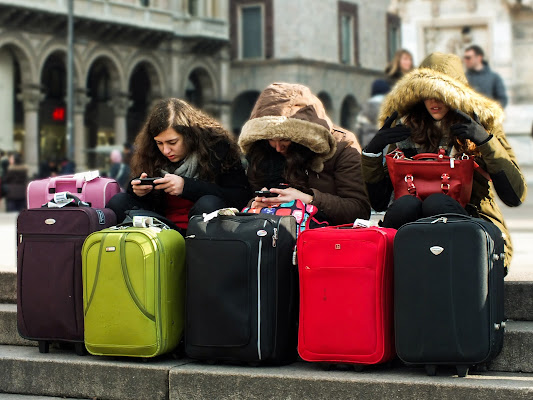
[52,107,65,121]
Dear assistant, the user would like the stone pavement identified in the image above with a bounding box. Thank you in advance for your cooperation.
[1,166,532,280]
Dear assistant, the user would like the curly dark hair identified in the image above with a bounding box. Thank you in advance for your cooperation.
[130,98,241,181]
[246,140,315,194]
[403,101,478,156]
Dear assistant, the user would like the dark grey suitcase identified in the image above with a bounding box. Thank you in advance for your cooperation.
[184,212,298,365]
[394,213,505,377]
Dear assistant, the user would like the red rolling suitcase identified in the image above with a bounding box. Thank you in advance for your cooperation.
[17,204,116,354]
[297,224,396,367]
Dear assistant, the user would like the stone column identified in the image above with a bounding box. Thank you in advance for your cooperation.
[0,48,14,151]
[109,93,132,148]
[17,85,44,177]
[73,89,90,171]
[219,47,232,130]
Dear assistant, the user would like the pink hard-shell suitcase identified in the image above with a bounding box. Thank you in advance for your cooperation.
[27,174,121,209]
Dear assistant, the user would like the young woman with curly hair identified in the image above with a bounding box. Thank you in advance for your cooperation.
[106,98,250,233]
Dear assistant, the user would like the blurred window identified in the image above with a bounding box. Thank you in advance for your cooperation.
[240,5,263,59]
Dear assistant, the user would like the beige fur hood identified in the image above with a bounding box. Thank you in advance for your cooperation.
[378,52,504,133]
[238,82,337,172]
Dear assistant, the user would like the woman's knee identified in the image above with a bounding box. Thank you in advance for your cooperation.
[189,195,226,217]
[382,195,423,229]
[105,192,145,223]
[422,193,467,217]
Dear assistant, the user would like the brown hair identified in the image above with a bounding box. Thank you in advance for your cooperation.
[246,140,315,194]
[130,98,241,181]
[385,49,414,81]
[403,101,478,155]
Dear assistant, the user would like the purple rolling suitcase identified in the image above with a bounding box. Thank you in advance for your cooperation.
[26,174,120,209]
[17,205,116,354]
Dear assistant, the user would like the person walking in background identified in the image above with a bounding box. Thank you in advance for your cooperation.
[464,45,508,108]
[355,79,391,148]
[238,82,370,226]
[3,152,28,212]
[384,49,414,90]
[108,149,131,190]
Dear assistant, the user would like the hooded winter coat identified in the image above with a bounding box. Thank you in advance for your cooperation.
[362,52,527,269]
[239,82,370,225]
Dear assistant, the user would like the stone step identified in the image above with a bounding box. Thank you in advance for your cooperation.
[0,395,86,400]
[0,272,16,304]
[0,345,532,400]
[0,300,532,373]
[1,270,532,319]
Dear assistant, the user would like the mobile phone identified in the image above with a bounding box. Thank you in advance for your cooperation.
[138,177,161,186]
[255,190,279,198]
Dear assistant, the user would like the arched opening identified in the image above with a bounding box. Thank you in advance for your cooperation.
[127,63,151,144]
[85,58,115,169]
[40,51,67,165]
[340,95,359,131]
[185,67,215,113]
[0,47,23,155]
[317,91,333,116]
[232,91,260,135]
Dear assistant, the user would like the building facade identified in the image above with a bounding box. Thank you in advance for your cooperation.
[228,0,396,133]
[0,0,230,174]
[0,0,397,174]
[389,0,533,164]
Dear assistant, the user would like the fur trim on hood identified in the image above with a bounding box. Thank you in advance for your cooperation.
[378,52,504,133]
[238,82,337,172]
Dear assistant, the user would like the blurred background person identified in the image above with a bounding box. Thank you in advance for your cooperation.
[3,152,28,212]
[464,44,508,108]
[355,79,390,148]
[109,149,131,190]
[385,49,414,90]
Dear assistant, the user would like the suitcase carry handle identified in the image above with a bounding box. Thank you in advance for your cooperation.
[42,192,91,208]
[47,175,85,194]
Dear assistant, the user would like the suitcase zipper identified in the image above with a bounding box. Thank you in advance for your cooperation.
[256,220,268,361]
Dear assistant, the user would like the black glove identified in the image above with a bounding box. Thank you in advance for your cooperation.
[365,111,412,154]
[450,109,490,146]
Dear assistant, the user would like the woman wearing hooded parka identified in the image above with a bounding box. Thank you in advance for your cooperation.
[238,82,371,226]
[362,52,527,272]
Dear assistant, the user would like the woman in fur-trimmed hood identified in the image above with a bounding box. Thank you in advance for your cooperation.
[362,52,527,271]
[239,82,370,225]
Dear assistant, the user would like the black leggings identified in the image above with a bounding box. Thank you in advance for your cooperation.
[106,193,226,234]
[381,193,468,230]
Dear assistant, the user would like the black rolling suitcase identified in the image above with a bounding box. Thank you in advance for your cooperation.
[394,213,505,377]
[17,203,116,354]
[185,211,298,365]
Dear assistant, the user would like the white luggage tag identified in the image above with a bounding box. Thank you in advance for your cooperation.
[132,216,170,233]
[73,170,100,182]
[202,208,240,222]
[47,192,73,208]
[353,218,372,228]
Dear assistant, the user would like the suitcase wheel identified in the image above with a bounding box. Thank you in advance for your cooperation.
[425,364,437,376]
[353,364,365,372]
[74,342,87,356]
[38,341,49,354]
[456,365,469,377]
[475,363,488,372]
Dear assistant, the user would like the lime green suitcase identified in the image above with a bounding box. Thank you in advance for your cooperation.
[82,219,185,357]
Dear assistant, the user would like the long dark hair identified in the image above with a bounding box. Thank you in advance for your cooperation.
[403,101,478,155]
[247,140,315,193]
[131,98,241,180]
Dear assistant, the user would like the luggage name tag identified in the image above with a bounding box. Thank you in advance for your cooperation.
[131,215,170,232]
[47,192,73,208]
[353,218,372,228]
[74,170,100,182]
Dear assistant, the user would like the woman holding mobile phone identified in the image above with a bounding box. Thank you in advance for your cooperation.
[239,82,371,225]
[106,98,251,233]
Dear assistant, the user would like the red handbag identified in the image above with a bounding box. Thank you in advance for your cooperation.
[385,148,474,207]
